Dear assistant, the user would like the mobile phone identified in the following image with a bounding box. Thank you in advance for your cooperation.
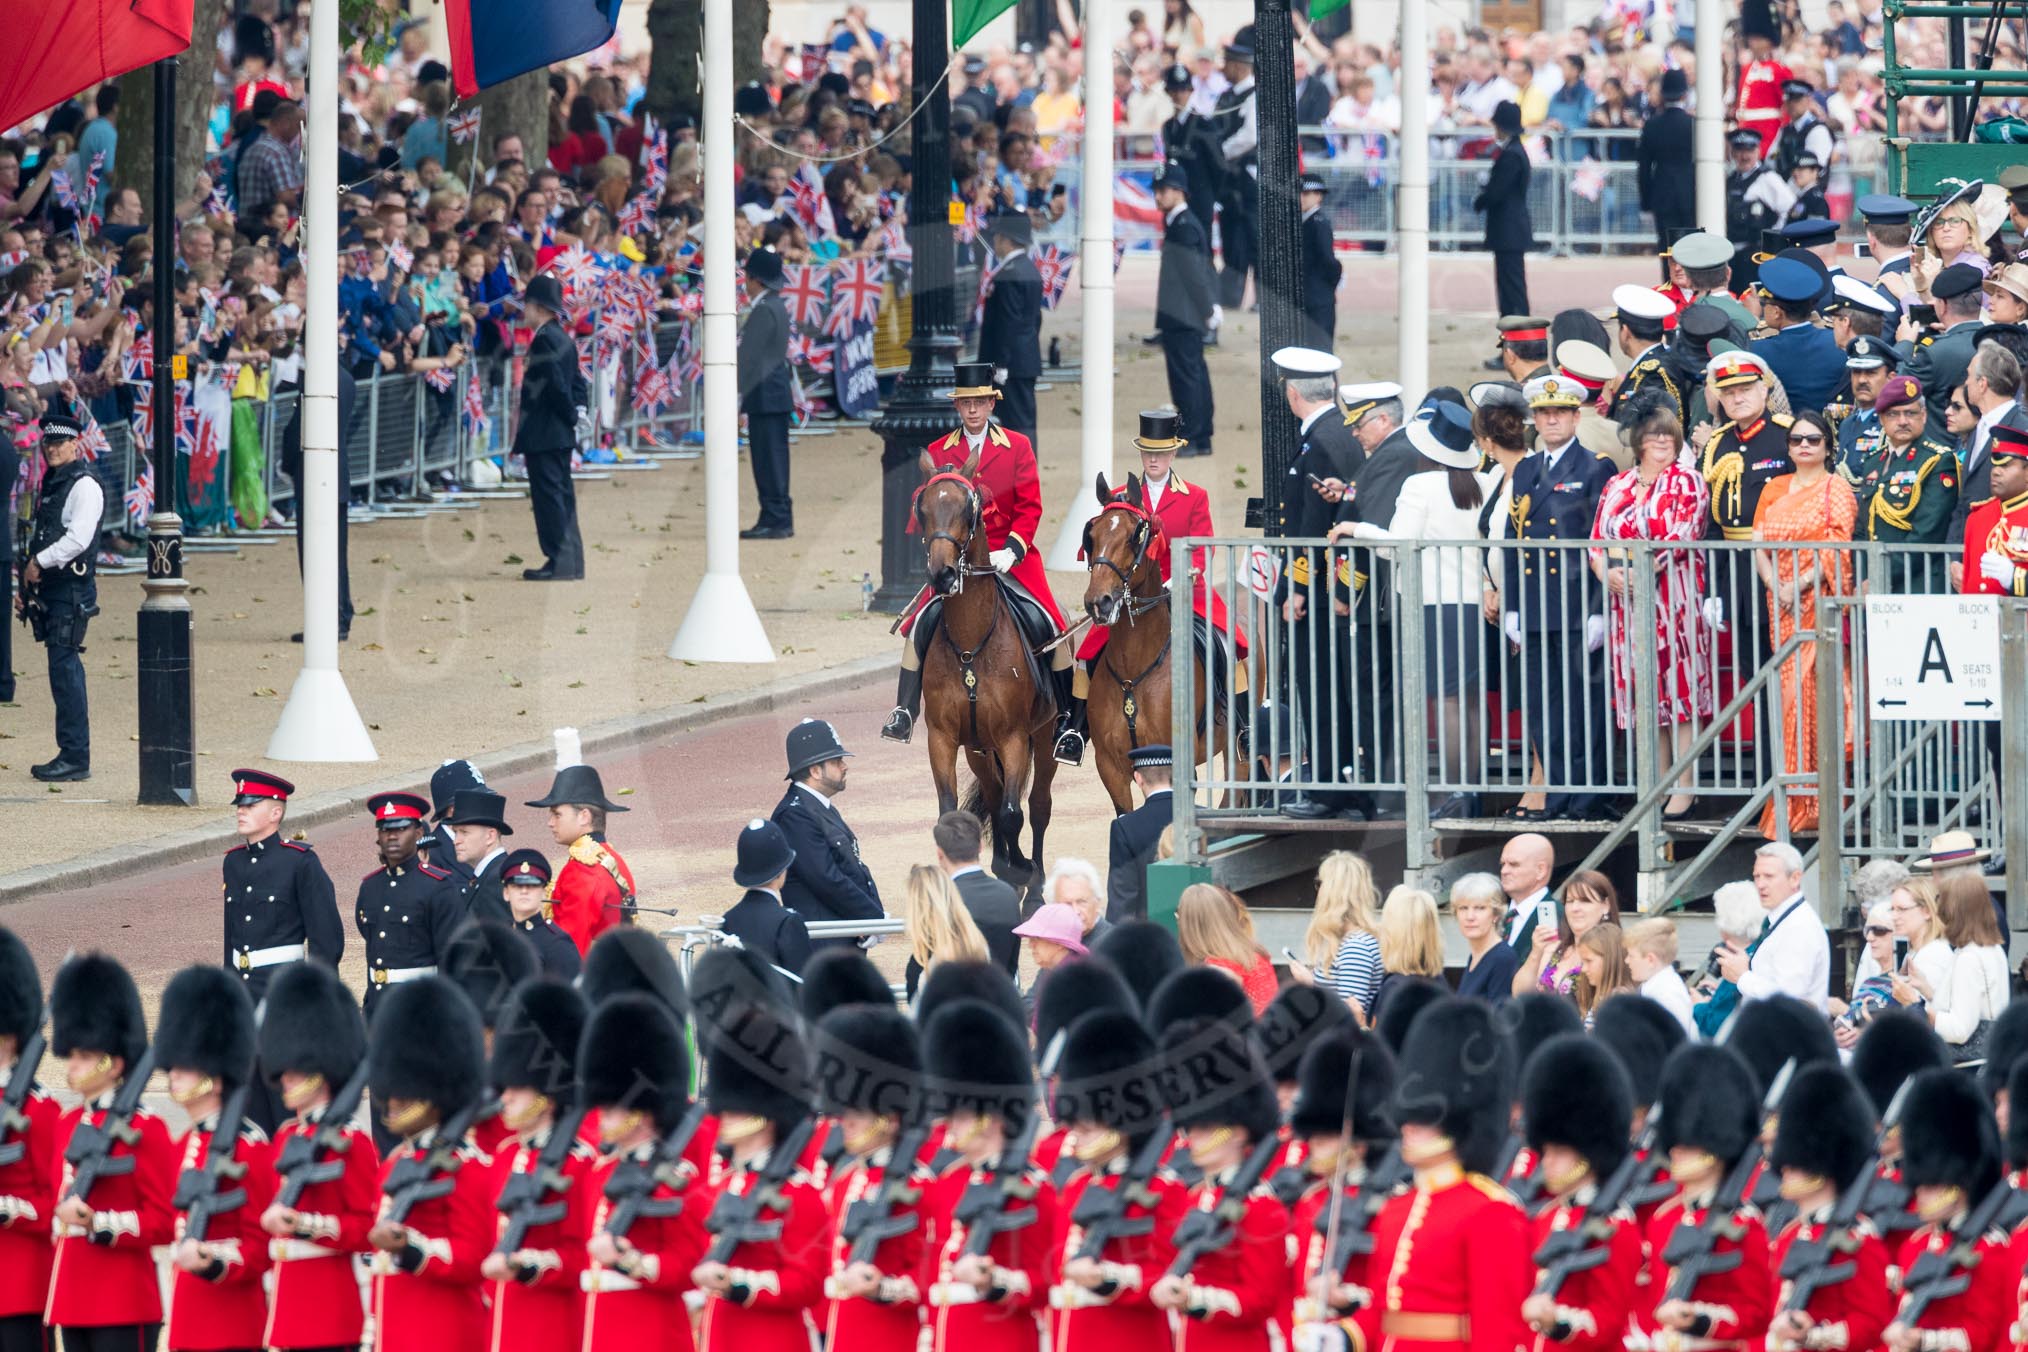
[1280,946,1303,967]
[1306,472,1326,488]
[1894,936,1910,970]
[1052,183,1068,200]
[1908,303,1938,328]
[1854,240,1872,259]
[1536,900,1557,932]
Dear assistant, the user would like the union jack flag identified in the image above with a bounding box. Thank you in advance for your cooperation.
[780,263,828,329]
[787,332,834,373]
[548,245,601,315]
[955,202,985,246]
[642,126,669,200]
[832,258,884,327]
[126,458,154,527]
[879,217,911,266]
[51,152,102,214]
[673,326,702,390]
[76,414,109,463]
[973,247,1008,326]
[632,362,673,415]
[423,366,456,392]
[786,168,835,237]
[616,193,654,238]
[447,106,483,145]
[1032,244,1074,310]
[463,367,490,439]
[124,331,153,384]
[790,369,815,425]
[388,241,414,274]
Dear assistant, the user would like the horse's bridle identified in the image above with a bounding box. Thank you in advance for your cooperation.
[914,468,996,593]
[1084,498,1168,623]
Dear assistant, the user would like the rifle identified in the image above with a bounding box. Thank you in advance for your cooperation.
[381,1094,500,1226]
[0,1026,47,1168]
[1777,1080,1907,1316]
[62,1044,157,1244]
[1625,1103,1674,1213]
[493,1105,589,1259]
[171,1082,253,1245]
[1658,1060,1796,1304]
[1165,1128,1283,1280]
[952,1031,1067,1259]
[1894,1173,2028,1328]
[1531,1108,1662,1300]
[1323,1145,1410,1275]
[601,1099,709,1242]
[840,1121,936,1265]
[273,1059,371,1210]
[1067,1120,1176,1264]
[702,1115,817,1264]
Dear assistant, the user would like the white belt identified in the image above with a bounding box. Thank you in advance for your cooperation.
[930,1282,986,1307]
[370,964,438,986]
[583,1269,641,1294]
[271,1238,344,1262]
[236,943,308,972]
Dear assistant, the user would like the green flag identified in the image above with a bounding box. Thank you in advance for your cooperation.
[1310,0,1349,16]
[952,0,1018,48]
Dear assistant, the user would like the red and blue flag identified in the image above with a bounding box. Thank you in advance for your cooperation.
[446,0,622,99]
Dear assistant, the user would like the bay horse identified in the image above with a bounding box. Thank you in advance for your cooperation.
[1081,471,1209,815]
[913,447,1057,893]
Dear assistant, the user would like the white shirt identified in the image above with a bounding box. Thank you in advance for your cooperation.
[1144,472,1169,512]
[1932,943,2009,1044]
[1973,399,2017,471]
[798,783,834,812]
[474,845,507,878]
[1640,968,1698,1035]
[1298,404,1331,438]
[1506,887,1548,945]
[1538,437,1576,478]
[949,864,984,880]
[1737,893,1831,1012]
[1165,202,1190,227]
[35,468,105,570]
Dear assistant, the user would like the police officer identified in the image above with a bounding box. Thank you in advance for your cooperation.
[1152,160,1217,457]
[719,818,814,975]
[1106,744,1174,923]
[1903,263,1987,432]
[1783,152,1831,224]
[496,848,580,979]
[1768,79,1835,179]
[1837,336,1900,493]
[1865,373,1960,592]
[773,718,883,951]
[514,273,587,581]
[354,791,468,1023]
[1725,127,1786,290]
[442,788,515,924]
[978,210,1043,445]
[1752,255,1847,414]
[1609,285,1681,421]
[1159,64,1222,240]
[18,408,103,781]
[1212,35,1259,308]
[1299,172,1341,349]
[1637,70,1695,274]
[739,246,795,539]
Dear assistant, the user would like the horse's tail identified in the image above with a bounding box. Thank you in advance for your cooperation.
[959,780,992,847]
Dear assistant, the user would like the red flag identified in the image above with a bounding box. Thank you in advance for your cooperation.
[0,0,192,137]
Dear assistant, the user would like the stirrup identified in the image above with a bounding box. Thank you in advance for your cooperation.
[881,708,915,744]
[1052,729,1086,766]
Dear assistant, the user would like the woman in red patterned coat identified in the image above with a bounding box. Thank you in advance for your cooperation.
[1765,1065,1894,1352]
[0,926,57,1352]
[1883,1070,2015,1352]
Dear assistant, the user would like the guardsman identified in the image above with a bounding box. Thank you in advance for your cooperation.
[423,758,485,880]
[1032,960,1141,1183]
[1288,1028,1398,1334]
[46,953,178,1346]
[18,408,102,782]
[773,719,884,947]
[1258,985,1357,1180]
[1904,264,1987,431]
[978,210,1044,445]
[0,927,55,1352]
[514,272,587,580]
[1752,256,1847,414]
[1883,1070,2014,1352]
[581,992,709,1351]
[1864,373,1960,592]
[882,362,1070,745]
[1724,127,1786,291]
[524,758,635,954]
[1152,160,1219,453]
[158,965,278,1352]
[444,788,515,924]
[721,818,816,975]
[258,961,380,1352]
[1300,173,1342,349]
[816,1003,933,1350]
[1610,285,1682,422]
[1630,1043,1771,1352]
[922,998,1059,1352]
[738,246,795,540]
[355,791,468,1022]
[1837,337,1900,493]
[1519,1034,1645,1352]
[441,919,539,1159]
[497,850,581,979]
[1212,35,1260,309]
[366,976,497,1352]
[482,978,596,1352]
[1962,424,2028,597]
[1765,1065,1894,1352]
[1555,341,1633,469]
[1769,79,1834,180]
[693,1004,830,1352]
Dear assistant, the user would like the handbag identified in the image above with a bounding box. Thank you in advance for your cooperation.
[1949,951,1999,1065]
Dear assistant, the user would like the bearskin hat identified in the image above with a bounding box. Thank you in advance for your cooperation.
[705,1001,812,1131]
[1035,957,1137,1057]
[0,926,43,1046]
[49,952,147,1065]
[1851,1009,1949,1120]
[368,975,485,1116]
[914,959,1025,1036]
[1900,1067,2001,1199]
[924,998,1036,1134]
[1092,921,1185,1010]
[258,961,366,1088]
[690,944,793,1054]
[579,992,690,1129]
[1391,996,1515,1176]
[1727,995,1838,1097]
[1256,982,1356,1086]
[813,1005,922,1124]
[1055,1008,1167,1142]
[1146,966,1253,1040]
[1159,1017,1281,1145]
[154,965,257,1087]
[1979,999,2028,1102]
[1769,1064,1876,1190]
[490,978,588,1098]
[1523,1033,1632,1181]
[442,919,538,1029]
[1502,993,1584,1075]
[800,947,894,1024]
[1374,976,1446,1052]
[1657,1044,1760,1168]
[1289,1027,1397,1146]
[1589,993,1681,1105]
[581,926,688,1016]
[2006,1057,2028,1172]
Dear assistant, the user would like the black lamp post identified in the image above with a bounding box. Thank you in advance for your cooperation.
[1252,0,1305,537]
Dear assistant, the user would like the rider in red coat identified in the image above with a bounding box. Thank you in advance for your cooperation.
[0,928,57,1347]
[882,362,1071,749]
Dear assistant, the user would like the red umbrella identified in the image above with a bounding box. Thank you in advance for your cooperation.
[0,0,193,135]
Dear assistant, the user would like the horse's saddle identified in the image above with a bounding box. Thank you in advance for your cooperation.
[994,573,1061,653]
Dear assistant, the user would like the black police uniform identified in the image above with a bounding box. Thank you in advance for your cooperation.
[1300,197,1341,348]
[353,857,468,1019]
[1212,74,1259,307]
[1277,406,1364,814]
[1159,106,1223,240]
[515,301,589,579]
[1155,183,1217,455]
[1106,786,1172,924]
[420,760,485,880]
[25,450,103,776]
[719,889,815,975]
[978,241,1044,444]
[1725,161,1783,290]
[1636,103,1695,263]
[738,257,796,536]
[772,783,883,948]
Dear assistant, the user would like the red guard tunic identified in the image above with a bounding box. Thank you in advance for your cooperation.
[1529,1193,1644,1352]
[1075,474,1246,661]
[265,1114,382,1349]
[486,1127,601,1352]
[1961,492,2028,596]
[1767,1209,1892,1352]
[581,1145,709,1352]
[823,1146,933,1350]
[924,1158,1060,1352]
[1344,1168,1535,1352]
[1737,58,1792,154]
[168,1116,280,1350]
[697,1160,831,1352]
[1293,1178,1381,1324]
[1892,1222,2014,1352]
[45,1101,179,1328]
[903,423,1067,634]
[1050,1158,1189,1349]
[0,1077,59,1322]
[546,835,634,956]
[370,1132,496,1352]
[1175,1177,1292,1351]
[1629,1192,1772,1350]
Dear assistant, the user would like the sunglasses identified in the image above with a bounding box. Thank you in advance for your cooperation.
[1790,433,1826,445]
[1865,925,1893,937]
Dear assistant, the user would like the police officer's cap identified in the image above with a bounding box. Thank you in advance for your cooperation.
[1271,346,1342,379]
[1779,216,1838,247]
[733,817,796,887]
[785,717,852,779]
[744,247,787,289]
[1781,78,1815,99]
[1162,63,1192,91]
[1128,744,1174,769]
[522,273,566,313]
[1756,256,1822,308]
[39,409,82,442]
[1857,192,1919,224]
[1845,335,1900,371]
[1299,172,1328,195]
[230,768,294,806]
[1727,128,1763,151]
[1152,160,1190,195]
[501,848,552,888]
[1670,231,1733,271]
[1792,152,1822,171]
[1831,274,1897,317]
[1934,262,1986,301]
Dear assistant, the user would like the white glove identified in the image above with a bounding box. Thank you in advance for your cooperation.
[993,367,1009,385]
[1585,614,1604,653]
[573,405,592,442]
[1981,551,2020,588]
[989,547,1017,572]
[1504,612,1523,647]
[1702,596,1728,632]
[1295,1324,1351,1352]
[1209,304,1224,331]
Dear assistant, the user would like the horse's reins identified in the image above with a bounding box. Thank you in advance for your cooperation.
[917,466,1004,746]
[1087,498,1174,748]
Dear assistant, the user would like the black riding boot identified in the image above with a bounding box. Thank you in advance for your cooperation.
[1053,694,1088,766]
[882,666,923,743]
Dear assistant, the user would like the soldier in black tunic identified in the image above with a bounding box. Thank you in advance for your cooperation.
[498,849,580,980]
[353,791,468,1023]
[977,211,1043,445]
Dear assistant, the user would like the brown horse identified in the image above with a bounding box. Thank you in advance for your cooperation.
[1081,471,1208,815]
[913,448,1057,892]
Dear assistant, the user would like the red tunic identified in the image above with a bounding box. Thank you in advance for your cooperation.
[547,835,634,956]
[1961,492,2028,596]
[370,1134,496,1352]
[904,423,1067,633]
[1050,1162,1189,1349]
[697,1162,831,1352]
[486,1129,601,1352]
[1528,1194,1643,1352]
[822,1149,933,1351]
[582,1147,709,1352]
[923,1159,1060,1352]
[1629,1193,1772,1349]
[1892,1222,2014,1352]
[0,1086,58,1320]
[168,1117,280,1350]
[1292,1178,1380,1324]
[1346,1169,1536,1352]
[264,1116,382,1349]
[1176,1176,1293,1352]
[45,1103,178,1328]
[1767,1210,1892,1352]
[1076,473,1246,661]
[1737,59,1793,153]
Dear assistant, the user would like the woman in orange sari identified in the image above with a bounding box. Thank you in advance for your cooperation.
[1751,410,1855,837]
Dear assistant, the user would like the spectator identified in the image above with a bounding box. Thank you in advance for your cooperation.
[1575,923,1634,1024]
[1176,883,1277,1015]
[1041,857,1110,947]
[1693,879,1769,1037]
[1887,877,1954,994]
[1497,832,1558,950]
[1544,55,1594,134]
[930,811,1022,978]
[1831,901,1901,1046]
[1373,885,1445,1022]
[1450,871,1519,1003]
[73,85,118,220]
[1512,868,1619,999]
[1011,903,1089,1014]
[1901,871,2008,1056]
[1030,66,1081,140]
[1293,850,1385,1017]
[236,99,304,217]
[1624,917,1696,1035]
[1717,841,1831,1012]
[901,862,991,999]
[1161,0,1206,53]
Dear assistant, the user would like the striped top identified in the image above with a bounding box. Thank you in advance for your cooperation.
[1328,931,1385,1015]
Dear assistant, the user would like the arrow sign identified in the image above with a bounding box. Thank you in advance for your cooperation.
[1864,595,2003,723]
